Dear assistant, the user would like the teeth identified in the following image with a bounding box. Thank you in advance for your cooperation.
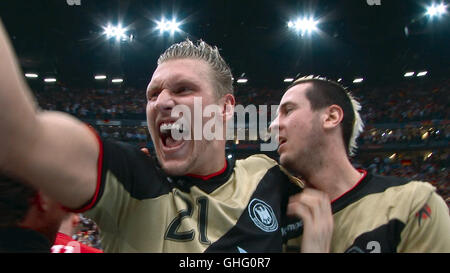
[160,123,182,133]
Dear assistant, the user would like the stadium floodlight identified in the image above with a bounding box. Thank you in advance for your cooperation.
[103,24,128,41]
[404,72,415,77]
[104,25,114,37]
[288,17,318,35]
[353,78,364,83]
[95,75,107,80]
[237,78,248,84]
[426,3,447,17]
[284,78,294,83]
[156,18,181,34]
[112,78,123,83]
[417,71,428,77]
[25,73,38,78]
[44,78,56,83]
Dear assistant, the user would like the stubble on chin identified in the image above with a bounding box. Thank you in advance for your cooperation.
[160,163,190,177]
[280,155,296,175]
[280,151,308,179]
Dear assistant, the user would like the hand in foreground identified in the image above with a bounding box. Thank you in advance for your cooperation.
[287,188,334,253]
[140,147,150,156]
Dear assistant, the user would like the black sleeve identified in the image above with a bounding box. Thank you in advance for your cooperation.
[74,138,169,213]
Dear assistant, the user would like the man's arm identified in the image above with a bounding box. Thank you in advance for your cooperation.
[0,19,98,209]
[397,191,450,253]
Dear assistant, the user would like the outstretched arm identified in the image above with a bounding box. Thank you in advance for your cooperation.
[0,19,99,209]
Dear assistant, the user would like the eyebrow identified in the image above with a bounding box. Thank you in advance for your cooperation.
[147,76,202,95]
[172,79,201,90]
[147,83,158,93]
[146,84,159,98]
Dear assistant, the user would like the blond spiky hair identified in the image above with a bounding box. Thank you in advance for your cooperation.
[290,75,365,156]
[157,38,234,97]
[346,91,364,156]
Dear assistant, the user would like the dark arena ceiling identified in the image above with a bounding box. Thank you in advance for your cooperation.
[1,0,449,89]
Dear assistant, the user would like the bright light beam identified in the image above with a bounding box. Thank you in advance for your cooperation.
[155,17,181,35]
[95,75,107,80]
[426,3,447,17]
[25,73,38,78]
[417,71,428,77]
[112,78,124,83]
[103,23,128,41]
[288,17,318,35]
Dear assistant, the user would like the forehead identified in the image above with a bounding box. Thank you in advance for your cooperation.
[149,58,213,86]
[280,82,312,106]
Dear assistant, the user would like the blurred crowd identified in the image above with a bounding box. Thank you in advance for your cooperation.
[72,214,103,250]
[353,79,450,124]
[233,78,450,124]
[358,125,449,146]
[91,124,450,146]
[34,77,449,125]
[35,87,146,120]
[353,151,449,207]
[95,125,149,143]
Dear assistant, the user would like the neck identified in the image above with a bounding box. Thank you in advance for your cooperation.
[190,141,226,176]
[298,149,362,201]
[58,219,74,237]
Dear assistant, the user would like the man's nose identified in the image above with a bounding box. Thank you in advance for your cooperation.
[155,89,175,113]
[269,115,280,134]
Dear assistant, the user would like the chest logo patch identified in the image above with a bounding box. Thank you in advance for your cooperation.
[248,198,278,232]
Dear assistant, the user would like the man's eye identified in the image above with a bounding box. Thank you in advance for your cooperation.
[148,92,159,101]
[176,87,189,93]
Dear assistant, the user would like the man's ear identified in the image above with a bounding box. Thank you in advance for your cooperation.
[33,191,50,212]
[323,104,344,130]
[221,94,235,121]
[72,213,80,228]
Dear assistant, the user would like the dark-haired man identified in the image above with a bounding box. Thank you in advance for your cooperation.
[0,174,67,252]
[271,76,450,252]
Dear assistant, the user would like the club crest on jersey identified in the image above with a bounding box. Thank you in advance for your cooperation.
[248,198,278,232]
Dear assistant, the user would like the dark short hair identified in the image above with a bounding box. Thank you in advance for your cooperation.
[0,173,37,227]
[286,76,364,156]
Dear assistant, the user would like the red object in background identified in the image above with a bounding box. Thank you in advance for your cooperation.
[401,159,412,166]
[51,232,103,253]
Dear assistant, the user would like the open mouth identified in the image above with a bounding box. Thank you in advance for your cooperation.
[278,137,287,152]
[158,121,187,149]
[279,137,287,146]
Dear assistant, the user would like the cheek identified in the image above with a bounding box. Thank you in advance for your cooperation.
[146,103,157,134]
[146,102,152,115]
[147,102,159,122]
